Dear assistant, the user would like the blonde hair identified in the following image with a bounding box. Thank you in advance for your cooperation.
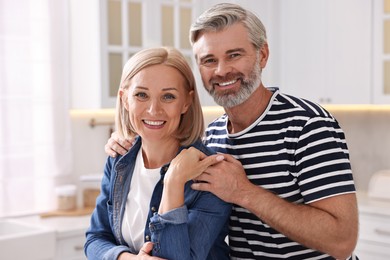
[189,3,267,50]
[115,47,204,146]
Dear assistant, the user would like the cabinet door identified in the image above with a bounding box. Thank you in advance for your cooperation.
[355,240,390,260]
[56,235,86,260]
[279,0,371,104]
[354,212,390,259]
[372,0,390,103]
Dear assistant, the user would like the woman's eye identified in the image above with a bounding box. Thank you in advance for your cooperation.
[162,93,176,101]
[134,92,148,99]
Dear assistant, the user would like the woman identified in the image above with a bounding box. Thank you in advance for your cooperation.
[84,47,231,260]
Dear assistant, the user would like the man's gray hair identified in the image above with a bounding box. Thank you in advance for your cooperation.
[189,3,267,50]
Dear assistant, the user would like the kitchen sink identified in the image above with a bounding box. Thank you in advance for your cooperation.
[0,219,56,260]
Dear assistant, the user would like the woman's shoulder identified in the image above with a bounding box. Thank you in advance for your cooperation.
[187,139,216,156]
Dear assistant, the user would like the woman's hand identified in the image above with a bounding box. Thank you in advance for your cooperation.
[159,148,225,214]
[118,242,166,260]
[165,147,225,184]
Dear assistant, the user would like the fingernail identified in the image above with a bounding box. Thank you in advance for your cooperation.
[216,155,224,161]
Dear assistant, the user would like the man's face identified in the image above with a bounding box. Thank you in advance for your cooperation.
[192,23,266,108]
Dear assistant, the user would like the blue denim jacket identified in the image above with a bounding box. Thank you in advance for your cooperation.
[85,138,231,260]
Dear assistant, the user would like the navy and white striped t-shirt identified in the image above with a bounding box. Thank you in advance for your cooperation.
[204,89,356,259]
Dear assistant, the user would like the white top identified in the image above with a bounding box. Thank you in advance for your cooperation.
[121,148,161,252]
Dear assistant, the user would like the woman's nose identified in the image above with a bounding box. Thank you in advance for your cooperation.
[147,100,162,115]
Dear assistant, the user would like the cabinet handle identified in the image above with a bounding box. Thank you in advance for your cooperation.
[74,245,84,251]
[374,228,390,236]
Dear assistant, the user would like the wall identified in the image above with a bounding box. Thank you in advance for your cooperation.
[70,106,390,192]
[326,106,390,191]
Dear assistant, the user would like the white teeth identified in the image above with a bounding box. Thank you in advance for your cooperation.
[219,79,237,86]
[144,120,164,126]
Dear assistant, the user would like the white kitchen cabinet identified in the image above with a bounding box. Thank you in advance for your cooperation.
[55,231,86,260]
[279,0,372,104]
[71,0,380,107]
[372,0,390,104]
[10,215,90,260]
[354,192,390,259]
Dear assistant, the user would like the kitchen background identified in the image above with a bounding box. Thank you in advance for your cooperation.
[1,0,390,259]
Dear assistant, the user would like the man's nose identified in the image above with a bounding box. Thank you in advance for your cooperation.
[215,60,232,76]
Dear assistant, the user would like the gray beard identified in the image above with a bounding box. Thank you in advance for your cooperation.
[206,58,262,108]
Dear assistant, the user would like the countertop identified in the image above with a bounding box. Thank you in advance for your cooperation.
[9,214,91,239]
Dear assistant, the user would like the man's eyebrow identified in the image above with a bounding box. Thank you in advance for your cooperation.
[226,48,246,54]
[199,48,247,61]
[198,54,214,62]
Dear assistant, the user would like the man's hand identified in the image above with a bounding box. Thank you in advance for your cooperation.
[191,153,251,204]
[193,153,359,259]
[104,131,134,157]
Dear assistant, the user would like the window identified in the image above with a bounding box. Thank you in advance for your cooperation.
[100,0,195,108]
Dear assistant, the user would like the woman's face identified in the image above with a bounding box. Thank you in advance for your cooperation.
[121,64,192,144]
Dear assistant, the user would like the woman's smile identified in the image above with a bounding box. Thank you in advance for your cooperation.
[143,119,166,128]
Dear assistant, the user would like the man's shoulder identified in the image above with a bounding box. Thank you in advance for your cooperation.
[273,91,333,119]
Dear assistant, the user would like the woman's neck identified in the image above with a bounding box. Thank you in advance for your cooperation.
[141,139,180,169]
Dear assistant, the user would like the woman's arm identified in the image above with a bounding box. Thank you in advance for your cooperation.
[158,148,224,214]
[150,148,231,259]
[85,157,133,259]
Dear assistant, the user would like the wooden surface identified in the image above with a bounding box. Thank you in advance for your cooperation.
[40,207,94,218]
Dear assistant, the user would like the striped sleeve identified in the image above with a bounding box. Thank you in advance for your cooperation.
[294,115,355,203]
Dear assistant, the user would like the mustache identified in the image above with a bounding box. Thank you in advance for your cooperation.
[209,72,245,85]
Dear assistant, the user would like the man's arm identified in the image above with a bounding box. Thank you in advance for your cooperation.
[104,131,133,157]
[192,154,358,260]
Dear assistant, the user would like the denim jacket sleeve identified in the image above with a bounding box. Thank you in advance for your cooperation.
[149,182,231,260]
[84,156,133,260]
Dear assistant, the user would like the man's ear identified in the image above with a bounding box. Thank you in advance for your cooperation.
[119,89,129,111]
[259,43,269,69]
[182,90,194,114]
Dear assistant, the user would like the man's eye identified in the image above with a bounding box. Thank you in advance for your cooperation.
[202,58,216,66]
[229,53,241,59]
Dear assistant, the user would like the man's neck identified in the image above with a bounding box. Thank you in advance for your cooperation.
[224,86,272,134]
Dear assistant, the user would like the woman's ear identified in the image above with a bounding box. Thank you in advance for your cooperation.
[182,90,194,114]
[119,89,129,111]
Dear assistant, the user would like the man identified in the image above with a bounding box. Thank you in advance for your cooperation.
[105,3,358,259]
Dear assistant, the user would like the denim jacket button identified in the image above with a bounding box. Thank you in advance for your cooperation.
[145,235,150,241]
[151,206,157,212]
